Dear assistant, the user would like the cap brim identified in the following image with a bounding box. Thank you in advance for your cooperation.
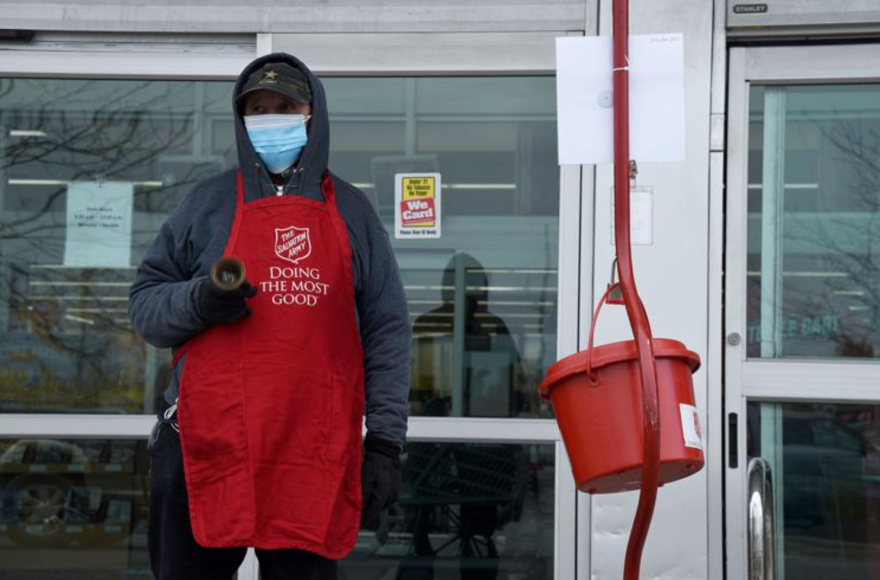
[235,86,311,106]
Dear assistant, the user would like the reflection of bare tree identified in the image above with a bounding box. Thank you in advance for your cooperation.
[2,79,222,237]
[808,113,879,356]
[758,109,880,358]
[0,78,234,412]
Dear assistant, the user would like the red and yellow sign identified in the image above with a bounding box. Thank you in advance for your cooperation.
[400,176,437,227]
[395,173,441,239]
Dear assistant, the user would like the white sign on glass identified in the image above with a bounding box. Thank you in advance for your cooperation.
[556,34,686,165]
[64,182,134,268]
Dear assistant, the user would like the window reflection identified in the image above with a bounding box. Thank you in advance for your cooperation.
[342,443,554,580]
[1,76,559,417]
[748,403,880,580]
[412,253,536,418]
[747,85,880,358]
[327,77,559,419]
[0,437,151,578]
[0,78,235,413]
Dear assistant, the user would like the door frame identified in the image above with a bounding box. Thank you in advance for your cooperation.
[725,43,880,580]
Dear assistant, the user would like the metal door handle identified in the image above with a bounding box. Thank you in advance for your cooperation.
[747,458,776,580]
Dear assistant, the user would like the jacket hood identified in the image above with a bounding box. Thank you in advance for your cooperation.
[233,52,330,202]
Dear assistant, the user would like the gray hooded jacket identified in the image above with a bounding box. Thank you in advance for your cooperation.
[129,53,411,448]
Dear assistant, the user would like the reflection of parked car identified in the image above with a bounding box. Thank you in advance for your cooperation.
[750,407,880,580]
[1,440,87,548]
[0,438,148,548]
[779,411,879,531]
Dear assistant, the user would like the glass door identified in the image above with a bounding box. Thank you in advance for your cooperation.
[726,44,880,580]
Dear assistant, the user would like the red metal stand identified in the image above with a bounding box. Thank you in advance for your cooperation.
[611,0,662,578]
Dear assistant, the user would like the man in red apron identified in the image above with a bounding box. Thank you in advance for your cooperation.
[130,53,411,580]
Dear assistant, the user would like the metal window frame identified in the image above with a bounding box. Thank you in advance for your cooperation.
[0,31,583,580]
[707,2,728,577]
[725,44,880,580]
[261,32,562,75]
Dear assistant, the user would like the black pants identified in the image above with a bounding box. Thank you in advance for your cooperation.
[148,422,339,580]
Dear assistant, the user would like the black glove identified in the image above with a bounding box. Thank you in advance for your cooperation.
[361,435,402,529]
[193,276,258,325]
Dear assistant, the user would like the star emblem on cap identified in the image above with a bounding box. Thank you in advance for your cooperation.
[260,70,280,84]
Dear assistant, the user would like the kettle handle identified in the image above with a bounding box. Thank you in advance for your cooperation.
[584,282,649,385]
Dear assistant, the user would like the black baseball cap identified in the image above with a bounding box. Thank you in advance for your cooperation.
[235,62,312,107]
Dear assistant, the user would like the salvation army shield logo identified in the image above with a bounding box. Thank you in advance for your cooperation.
[274,226,312,264]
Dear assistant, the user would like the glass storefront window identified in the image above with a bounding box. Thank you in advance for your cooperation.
[341,442,555,580]
[326,77,559,418]
[747,85,880,359]
[0,75,559,417]
[0,437,151,579]
[0,78,236,414]
[748,403,880,580]
[0,437,553,580]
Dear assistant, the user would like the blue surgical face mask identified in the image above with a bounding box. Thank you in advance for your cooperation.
[244,114,310,174]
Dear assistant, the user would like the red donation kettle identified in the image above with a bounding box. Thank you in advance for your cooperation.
[539,284,704,494]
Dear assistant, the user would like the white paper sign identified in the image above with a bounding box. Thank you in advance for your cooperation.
[680,404,704,451]
[556,34,686,165]
[64,182,134,268]
[394,173,442,239]
[610,186,654,246]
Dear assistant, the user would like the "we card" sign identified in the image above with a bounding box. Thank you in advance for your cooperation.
[394,173,442,239]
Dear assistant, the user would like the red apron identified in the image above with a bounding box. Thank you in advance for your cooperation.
[172,172,365,557]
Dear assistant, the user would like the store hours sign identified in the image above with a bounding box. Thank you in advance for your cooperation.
[64,182,134,268]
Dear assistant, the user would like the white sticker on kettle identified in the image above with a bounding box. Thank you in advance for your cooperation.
[680,404,703,450]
